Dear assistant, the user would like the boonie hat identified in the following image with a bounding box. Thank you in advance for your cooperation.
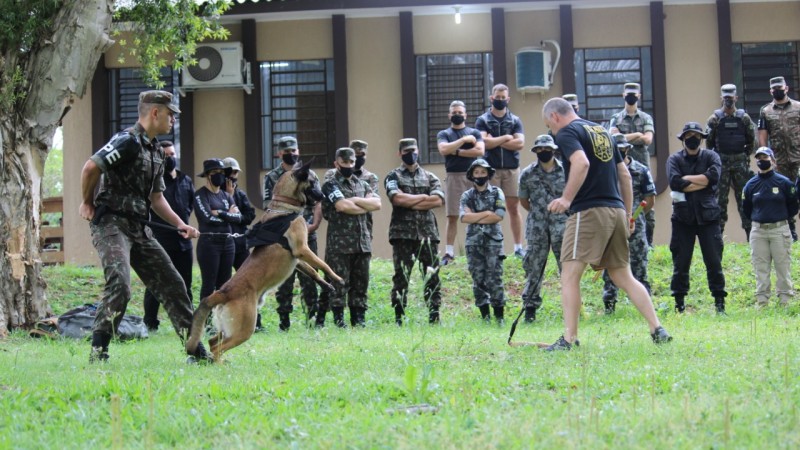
[277,136,298,151]
[770,76,787,89]
[335,147,356,161]
[720,84,737,97]
[466,158,495,181]
[623,82,641,94]
[198,158,225,177]
[532,134,558,150]
[755,147,775,159]
[140,90,181,114]
[398,138,418,152]
[676,122,708,140]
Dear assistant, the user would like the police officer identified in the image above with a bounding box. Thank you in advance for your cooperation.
[742,147,798,307]
[263,136,322,331]
[667,122,727,314]
[319,147,381,327]
[706,84,756,239]
[223,157,256,271]
[758,76,800,240]
[142,140,195,332]
[79,90,211,363]
[601,134,656,313]
[609,82,656,246]
[385,138,445,325]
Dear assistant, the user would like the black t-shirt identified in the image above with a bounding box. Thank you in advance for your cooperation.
[555,119,625,212]
[436,126,483,173]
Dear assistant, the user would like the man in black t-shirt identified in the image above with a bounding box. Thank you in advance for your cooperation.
[541,97,671,351]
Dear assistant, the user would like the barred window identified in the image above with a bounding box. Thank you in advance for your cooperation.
[732,42,800,118]
[416,53,493,164]
[260,60,335,169]
[108,67,180,148]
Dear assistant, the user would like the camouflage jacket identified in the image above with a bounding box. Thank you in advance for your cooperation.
[90,122,165,217]
[518,160,567,240]
[608,109,655,157]
[759,98,800,164]
[321,172,375,254]
[460,185,506,246]
[325,167,379,233]
[263,165,320,238]
[627,158,656,228]
[385,165,444,241]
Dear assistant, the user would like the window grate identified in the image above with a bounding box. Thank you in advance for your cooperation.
[733,42,800,119]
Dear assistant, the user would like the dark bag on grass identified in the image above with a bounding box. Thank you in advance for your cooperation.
[57,304,149,340]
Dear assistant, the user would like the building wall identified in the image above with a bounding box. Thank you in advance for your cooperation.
[62,1,800,265]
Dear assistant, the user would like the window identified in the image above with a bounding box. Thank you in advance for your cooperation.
[260,60,335,169]
[416,53,493,164]
[108,67,180,149]
[732,42,800,119]
[574,47,654,129]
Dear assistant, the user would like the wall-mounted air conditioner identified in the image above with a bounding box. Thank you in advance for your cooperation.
[180,42,252,94]
[515,40,561,95]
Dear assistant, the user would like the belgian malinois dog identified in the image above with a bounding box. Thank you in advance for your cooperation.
[186,161,342,362]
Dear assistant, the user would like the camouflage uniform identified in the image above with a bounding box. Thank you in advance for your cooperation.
[461,185,506,307]
[518,159,567,311]
[325,166,379,233]
[602,159,656,303]
[320,171,375,312]
[609,108,656,244]
[263,166,321,319]
[385,165,445,314]
[759,98,800,182]
[89,123,194,339]
[706,108,756,233]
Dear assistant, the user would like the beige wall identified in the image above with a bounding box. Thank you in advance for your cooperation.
[62,2,800,265]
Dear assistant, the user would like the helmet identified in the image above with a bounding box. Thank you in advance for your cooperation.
[466,158,495,181]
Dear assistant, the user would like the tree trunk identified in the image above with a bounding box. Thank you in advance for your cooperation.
[0,1,114,336]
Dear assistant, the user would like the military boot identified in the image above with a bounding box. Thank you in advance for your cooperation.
[332,307,346,328]
[89,331,111,363]
[493,306,505,325]
[524,306,537,323]
[675,295,686,313]
[394,305,405,326]
[278,312,291,331]
[790,221,798,242]
[603,298,617,314]
[745,227,751,241]
[714,297,726,315]
[351,307,366,327]
[314,309,327,328]
[254,312,265,333]
[428,307,440,324]
[479,305,491,322]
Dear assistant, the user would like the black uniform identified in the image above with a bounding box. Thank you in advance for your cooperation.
[194,187,241,300]
[229,187,256,270]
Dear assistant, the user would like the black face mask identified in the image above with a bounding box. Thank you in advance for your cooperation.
[473,176,489,186]
[450,114,465,125]
[492,98,508,110]
[625,93,638,106]
[339,167,354,178]
[355,155,366,170]
[773,89,786,101]
[684,136,702,151]
[228,177,238,186]
[282,153,299,165]
[536,150,554,163]
[757,159,772,171]
[401,152,418,166]
[723,98,735,108]
[210,173,226,188]
[164,156,176,174]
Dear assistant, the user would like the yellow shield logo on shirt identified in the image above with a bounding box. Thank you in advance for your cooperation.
[583,125,613,162]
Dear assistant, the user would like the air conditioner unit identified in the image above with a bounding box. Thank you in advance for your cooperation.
[515,40,561,94]
[182,42,246,88]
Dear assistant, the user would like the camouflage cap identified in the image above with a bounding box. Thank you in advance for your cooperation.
[770,76,787,88]
[623,82,641,94]
[277,136,298,151]
[561,94,578,106]
[398,138,418,152]
[335,147,356,161]
[613,133,632,148]
[720,84,737,97]
[755,147,775,159]
[532,134,558,150]
[676,121,708,140]
[349,139,368,152]
[139,90,181,114]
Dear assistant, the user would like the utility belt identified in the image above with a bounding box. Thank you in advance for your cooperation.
[753,220,788,230]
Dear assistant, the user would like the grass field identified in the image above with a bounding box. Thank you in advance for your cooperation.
[1,243,799,449]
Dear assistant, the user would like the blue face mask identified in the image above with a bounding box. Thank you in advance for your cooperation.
[401,152,418,166]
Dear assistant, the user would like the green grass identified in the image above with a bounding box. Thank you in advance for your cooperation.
[1,243,799,449]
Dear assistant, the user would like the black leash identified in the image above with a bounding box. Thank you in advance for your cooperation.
[92,205,242,238]
[507,248,548,345]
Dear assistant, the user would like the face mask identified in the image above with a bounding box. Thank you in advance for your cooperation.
[536,150,554,163]
[401,152,418,166]
[625,93,638,106]
[210,173,226,188]
[355,155,366,170]
[339,167,354,178]
[757,159,772,171]
[723,98,734,108]
[282,153,299,165]
[228,177,238,186]
[473,176,489,186]
[684,136,702,151]
[492,98,508,110]
[450,114,465,125]
[164,156,176,173]
[773,89,786,101]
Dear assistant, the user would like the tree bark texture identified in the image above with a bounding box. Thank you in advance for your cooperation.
[0,1,114,335]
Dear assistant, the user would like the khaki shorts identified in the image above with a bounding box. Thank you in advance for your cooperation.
[491,168,520,199]
[445,172,473,216]
[560,207,630,270]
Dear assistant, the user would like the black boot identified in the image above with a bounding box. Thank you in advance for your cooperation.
[791,221,798,242]
[493,306,505,325]
[603,299,616,315]
[89,331,111,363]
[479,305,491,322]
[314,309,327,328]
[674,295,686,313]
[428,308,440,324]
[332,307,346,328]
[714,297,726,315]
[394,305,405,326]
[187,341,214,364]
[351,307,366,327]
[745,227,751,241]
[524,306,537,323]
[254,312,265,333]
[278,312,291,332]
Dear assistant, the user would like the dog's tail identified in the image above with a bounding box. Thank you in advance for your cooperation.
[185,297,214,354]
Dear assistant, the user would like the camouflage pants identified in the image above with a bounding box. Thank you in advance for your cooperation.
[717,153,754,231]
[466,245,505,308]
[775,158,800,183]
[522,227,563,309]
[318,250,371,310]
[602,218,650,301]
[629,147,656,245]
[390,239,441,310]
[90,214,194,338]
[276,239,319,314]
